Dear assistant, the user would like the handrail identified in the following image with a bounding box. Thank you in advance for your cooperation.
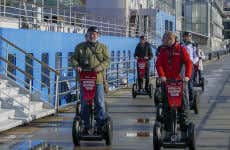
[0,56,33,80]
[0,35,60,111]
[0,35,59,75]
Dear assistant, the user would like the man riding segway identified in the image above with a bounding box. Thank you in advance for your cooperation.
[132,36,154,98]
[71,26,112,146]
[134,35,153,92]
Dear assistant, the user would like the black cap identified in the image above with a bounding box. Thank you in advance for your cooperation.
[183,31,192,37]
[87,26,99,33]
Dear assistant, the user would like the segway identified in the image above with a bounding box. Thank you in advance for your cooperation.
[193,64,205,92]
[72,70,113,146]
[153,80,196,150]
[190,65,201,114]
[132,58,153,99]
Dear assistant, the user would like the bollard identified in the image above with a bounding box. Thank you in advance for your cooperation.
[208,53,212,60]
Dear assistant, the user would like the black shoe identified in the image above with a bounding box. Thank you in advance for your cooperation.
[82,128,89,135]
[94,126,103,135]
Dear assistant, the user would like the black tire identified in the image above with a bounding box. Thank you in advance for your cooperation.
[105,101,108,113]
[75,101,81,116]
[105,116,113,146]
[156,104,163,123]
[154,87,162,106]
[194,92,200,114]
[132,84,137,98]
[149,84,153,99]
[153,123,161,150]
[72,116,81,146]
[188,123,196,150]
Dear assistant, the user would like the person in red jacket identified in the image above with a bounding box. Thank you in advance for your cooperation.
[156,31,192,136]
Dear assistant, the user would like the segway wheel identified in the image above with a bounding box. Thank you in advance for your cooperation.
[149,84,153,99]
[188,123,196,150]
[153,123,161,150]
[72,116,81,146]
[105,101,108,113]
[132,84,137,98]
[154,88,161,106]
[105,116,113,146]
[156,104,163,123]
[75,101,81,116]
[194,92,200,114]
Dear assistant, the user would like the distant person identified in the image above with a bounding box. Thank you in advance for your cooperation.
[134,35,153,91]
[182,32,199,106]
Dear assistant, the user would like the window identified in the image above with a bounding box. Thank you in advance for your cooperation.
[41,53,50,88]
[7,54,16,80]
[68,52,74,77]
[25,53,33,89]
[165,20,169,31]
[165,20,173,31]
[123,50,126,61]
[169,21,173,31]
[111,50,115,69]
[55,52,62,69]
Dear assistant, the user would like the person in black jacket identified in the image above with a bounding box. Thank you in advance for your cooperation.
[134,35,153,91]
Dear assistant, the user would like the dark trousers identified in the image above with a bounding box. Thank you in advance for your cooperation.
[188,66,195,102]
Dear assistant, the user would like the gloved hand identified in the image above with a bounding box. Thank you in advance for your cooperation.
[161,76,166,82]
[94,66,103,72]
[144,56,149,60]
[184,77,190,82]
[135,56,138,59]
[76,67,82,72]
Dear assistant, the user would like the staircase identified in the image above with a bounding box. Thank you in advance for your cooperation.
[0,76,55,131]
[0,35,58,132]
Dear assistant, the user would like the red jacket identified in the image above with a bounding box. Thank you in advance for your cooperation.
[156,42,192,80]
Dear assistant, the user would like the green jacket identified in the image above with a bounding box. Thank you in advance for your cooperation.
[72,41,110,84]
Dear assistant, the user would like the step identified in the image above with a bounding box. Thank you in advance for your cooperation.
[2,101,43,117]
[14,108,55,122]
[0,119,23,132]
[0,94,30,105]
[29,101,43,112]
[0,109,15,122]
[30,108,55,120]
[0,86,20,96]
[0,79,8,88]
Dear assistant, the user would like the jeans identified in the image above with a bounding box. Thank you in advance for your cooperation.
[188,66,195,103]
[80,84,106,129]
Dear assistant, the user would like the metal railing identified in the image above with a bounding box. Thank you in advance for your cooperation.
[0,0,156,39]
[204,48,230,61]
[55,55,156,106]
[0,0,162,40]
[0,35,60,112]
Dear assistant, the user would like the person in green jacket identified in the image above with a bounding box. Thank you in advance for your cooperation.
[72,26,110,134]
